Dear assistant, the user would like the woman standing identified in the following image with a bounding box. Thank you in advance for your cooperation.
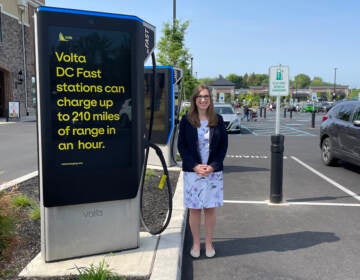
[178,85,228,258]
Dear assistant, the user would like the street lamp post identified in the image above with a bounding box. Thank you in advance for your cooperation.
[190,57,193,76]
[17,0,28,116]
[333,67,337,101]
[173,0,176,29]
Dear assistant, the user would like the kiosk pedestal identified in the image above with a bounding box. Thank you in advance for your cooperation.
[35,7,155,262]
[42,198,139,261]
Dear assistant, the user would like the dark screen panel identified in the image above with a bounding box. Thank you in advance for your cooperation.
[36,7,145,207]
[144,67,174,144]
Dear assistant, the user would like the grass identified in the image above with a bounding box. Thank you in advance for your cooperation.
[11,193,40,220]
[12,193,33,207]
[145,168,157,181]
[74,259,125,280]
[0,191,40,264]
[0,193,17,262]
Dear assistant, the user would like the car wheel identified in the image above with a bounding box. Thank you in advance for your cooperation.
[321,137,337,166]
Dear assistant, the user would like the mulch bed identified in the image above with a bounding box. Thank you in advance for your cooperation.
[0,169,180,280]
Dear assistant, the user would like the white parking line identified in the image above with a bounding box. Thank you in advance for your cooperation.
[291,156,360,202]
[224,200,360,207]
[0,171,38,192]
[224,155,360,207]
[284,126,316,136]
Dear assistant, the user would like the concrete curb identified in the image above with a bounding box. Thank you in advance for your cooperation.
[150,171,186,280]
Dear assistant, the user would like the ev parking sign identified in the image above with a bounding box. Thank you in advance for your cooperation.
[269,65,289,96]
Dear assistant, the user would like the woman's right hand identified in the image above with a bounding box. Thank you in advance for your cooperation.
[193,164,211,176]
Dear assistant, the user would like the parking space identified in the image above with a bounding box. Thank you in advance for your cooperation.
[182,127,360,280]
[240,111,325,136]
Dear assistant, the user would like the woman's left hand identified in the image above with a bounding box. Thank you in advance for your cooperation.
[203,165,214,176]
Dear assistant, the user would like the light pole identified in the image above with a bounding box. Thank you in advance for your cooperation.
[17,0,28,115]
[333,67,337,101]
[173,0,176,29]
[190,57,193,76]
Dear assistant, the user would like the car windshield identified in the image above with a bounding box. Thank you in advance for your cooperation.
[214,106,234,114]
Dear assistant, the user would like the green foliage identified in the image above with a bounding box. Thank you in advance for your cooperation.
[197,77,215,86]
[11,193,40,220]
[226,74,243,88]
[11,194,33,208]
[157,19,195,99]
[294,73,311,88]
[28,204,40,220]
[348,89,360,99]
[145,169,156,181]
[74,259,124,280]
[0,193,16,259]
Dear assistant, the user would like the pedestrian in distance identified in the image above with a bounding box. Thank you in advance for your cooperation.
[177,85,228,258]
[243,104,250,121]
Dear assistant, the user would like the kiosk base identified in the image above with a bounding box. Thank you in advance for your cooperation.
[41,197,140,262]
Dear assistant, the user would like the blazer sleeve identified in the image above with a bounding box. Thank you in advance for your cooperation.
[208,115,228,171]
[177,115,198,170]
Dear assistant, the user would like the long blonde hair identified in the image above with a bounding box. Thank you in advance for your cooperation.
[187,85,218,127]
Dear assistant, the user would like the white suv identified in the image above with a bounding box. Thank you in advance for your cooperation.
[214,103,241,134]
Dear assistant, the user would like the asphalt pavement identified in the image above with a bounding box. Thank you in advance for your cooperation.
[181,111,360,280]
[2,111,360,279]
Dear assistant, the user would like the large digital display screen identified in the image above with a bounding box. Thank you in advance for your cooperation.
[36,7,147,207]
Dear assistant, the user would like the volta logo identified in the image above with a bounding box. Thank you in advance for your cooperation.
[58,32,72,42]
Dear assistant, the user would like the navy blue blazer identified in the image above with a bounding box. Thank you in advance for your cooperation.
[177,114,228,172]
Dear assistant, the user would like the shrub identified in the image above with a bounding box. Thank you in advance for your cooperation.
[0,193,17,261]
[74,259,125,280]
[12,194,33,208]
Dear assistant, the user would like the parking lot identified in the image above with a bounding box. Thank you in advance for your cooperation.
[182,110,360,280]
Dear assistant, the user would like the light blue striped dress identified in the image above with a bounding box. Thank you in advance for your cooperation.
[183,120,224,209]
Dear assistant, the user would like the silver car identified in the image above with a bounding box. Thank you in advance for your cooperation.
[214,103,241,134]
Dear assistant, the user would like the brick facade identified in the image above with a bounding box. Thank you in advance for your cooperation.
[0,0,43,119]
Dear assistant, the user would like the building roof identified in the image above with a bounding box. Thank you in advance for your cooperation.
[209,77,235,87]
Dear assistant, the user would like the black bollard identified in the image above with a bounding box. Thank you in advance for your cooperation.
[283,108,286,118]
[264,107,266,119]
[270,134,284,203]
[259,107,263,118]
[290,110,293,119]
[311,111,316,128]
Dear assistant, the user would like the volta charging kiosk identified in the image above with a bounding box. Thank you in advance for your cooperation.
[144,66,183,167]
[35,6,155,261]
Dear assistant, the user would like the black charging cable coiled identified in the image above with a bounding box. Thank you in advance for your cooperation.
[139,52,173,235]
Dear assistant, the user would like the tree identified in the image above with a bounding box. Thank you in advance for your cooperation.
[157,19,195,99]
[226,74,243,88]
[294,74,311,88]
[198,77,215,86]
[310,76,324,86]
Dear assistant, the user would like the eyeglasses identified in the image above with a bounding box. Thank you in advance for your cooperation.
[196,95,210,100]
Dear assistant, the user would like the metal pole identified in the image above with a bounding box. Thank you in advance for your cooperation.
[311,111,315,128]
[20,9,28,115]
[275,96,280,134]
[173,0,176,28]
[270,134,284,203]
[333,67,337,101]
[190,57,193,76]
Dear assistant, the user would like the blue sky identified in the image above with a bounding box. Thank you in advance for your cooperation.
[45,0,360,88]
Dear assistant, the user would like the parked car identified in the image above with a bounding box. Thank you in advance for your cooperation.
[214,103,241,134]
[318,102,334,113]
[320,100,360,167]
[302,103,319,112]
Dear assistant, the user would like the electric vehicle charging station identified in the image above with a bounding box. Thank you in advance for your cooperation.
[144,66,183,167]
[35,6,155,262]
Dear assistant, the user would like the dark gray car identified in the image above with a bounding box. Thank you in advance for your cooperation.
[320,100,360,167]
